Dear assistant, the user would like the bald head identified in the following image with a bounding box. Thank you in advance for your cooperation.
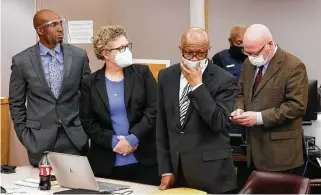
[243,24,276,63]
[33,9,64,49]
[180,28,210,61]
[229,25,246,46]
[33,9,60,28]
[243,24,273,49]
[181,28,209,46]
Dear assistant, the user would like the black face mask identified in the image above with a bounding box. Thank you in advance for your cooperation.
[229,45,247,60]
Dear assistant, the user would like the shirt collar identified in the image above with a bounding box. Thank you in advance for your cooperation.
[181,58,209,78]
[39,41,62,56]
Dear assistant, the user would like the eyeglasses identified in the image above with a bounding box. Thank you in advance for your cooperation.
[242,44,266,57]
[37,18,65,28]
[107,43,132,53]
[179,47,209,60]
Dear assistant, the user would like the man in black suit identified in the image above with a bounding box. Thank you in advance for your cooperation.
[156,28,238,193]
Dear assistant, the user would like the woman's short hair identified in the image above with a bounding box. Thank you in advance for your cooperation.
[93,25,128,60]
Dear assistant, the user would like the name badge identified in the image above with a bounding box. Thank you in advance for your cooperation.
[226,64,235,68]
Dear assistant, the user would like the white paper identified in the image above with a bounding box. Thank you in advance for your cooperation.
[14,178,58,188]
[67,20,93,44]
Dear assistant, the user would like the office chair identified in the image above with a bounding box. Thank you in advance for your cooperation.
[238,171,311,194]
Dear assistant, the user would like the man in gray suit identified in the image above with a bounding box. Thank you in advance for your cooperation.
[9,9,91,166]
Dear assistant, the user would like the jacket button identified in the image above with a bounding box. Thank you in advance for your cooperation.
[176,152,179,156]
[180,131,184,135]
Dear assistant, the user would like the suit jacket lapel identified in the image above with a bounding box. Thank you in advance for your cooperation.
[172,65,182,131]
[248,66,255,101]
[202,61,215,85]
[29,44,56,99]
[59,44,72,96]
[181,60,215,130]
[253,48,284,97]
[123,66,135,108]
[95,66,110,112]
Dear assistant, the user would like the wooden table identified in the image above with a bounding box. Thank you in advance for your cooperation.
[1,97,10,165]
[0,166,158,194]
[233,155,247,162]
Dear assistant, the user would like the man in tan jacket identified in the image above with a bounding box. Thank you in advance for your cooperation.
[231,24,308,175]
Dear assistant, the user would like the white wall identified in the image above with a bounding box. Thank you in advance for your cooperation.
[1,0,36,97]
[2,0,321,93]
[37,0,190,70]
[208,0,321,83]
[110,0,190,65]
[38,0,112,72]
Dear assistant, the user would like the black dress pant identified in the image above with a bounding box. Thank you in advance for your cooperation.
[174,158,236,194]
[108,163,160,186]
[173,159,187,188]
[29,126,81,167]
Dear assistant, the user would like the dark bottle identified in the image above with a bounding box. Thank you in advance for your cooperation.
[38,152,52,190]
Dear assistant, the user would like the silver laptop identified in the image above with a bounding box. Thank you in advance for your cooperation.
[47,152,130,192]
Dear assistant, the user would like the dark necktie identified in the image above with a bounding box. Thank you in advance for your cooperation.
[253,66,264,94]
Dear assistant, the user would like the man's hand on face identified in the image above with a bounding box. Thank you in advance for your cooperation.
[180,61,202,88]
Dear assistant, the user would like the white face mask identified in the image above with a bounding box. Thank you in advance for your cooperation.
[182,58,207,69]
[114,48,133,68]
[248,43,275,67]
[248,54,267,67]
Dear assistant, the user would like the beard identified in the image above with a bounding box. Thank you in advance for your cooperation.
[47,32,63,46]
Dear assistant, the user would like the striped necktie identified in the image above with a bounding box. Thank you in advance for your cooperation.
[48,50,62,99]
[179,84,191,125]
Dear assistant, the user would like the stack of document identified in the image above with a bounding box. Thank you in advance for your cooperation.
[14,178,58,188]
[151,187,207,194]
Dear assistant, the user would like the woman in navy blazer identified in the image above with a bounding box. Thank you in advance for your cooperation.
[79,25,159,185]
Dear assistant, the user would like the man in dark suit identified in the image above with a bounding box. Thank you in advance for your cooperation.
[231,24,308,175]
[212,26,248,142]
[212,25,247,80]
[156,28,238,193]
[9,9,91,166]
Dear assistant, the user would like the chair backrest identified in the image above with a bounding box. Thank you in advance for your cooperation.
[239,171,310,194]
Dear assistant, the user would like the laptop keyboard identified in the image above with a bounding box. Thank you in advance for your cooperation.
[97,181,130,192]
